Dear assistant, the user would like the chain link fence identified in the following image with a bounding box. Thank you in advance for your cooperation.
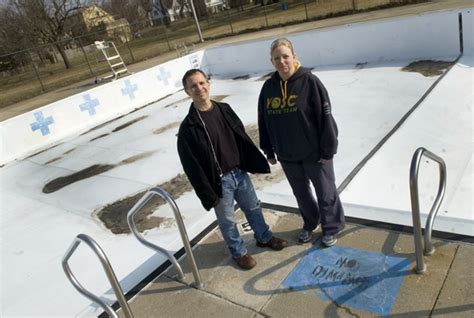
[0,0,425,109]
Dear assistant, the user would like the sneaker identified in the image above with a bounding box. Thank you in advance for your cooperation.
[298,224,320,243]
[298,230,312,243]
[256,236,289,250]
[234,253,256,270]
[322,234,337,247]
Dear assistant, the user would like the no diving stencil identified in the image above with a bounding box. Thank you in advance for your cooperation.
[282,246,411,315]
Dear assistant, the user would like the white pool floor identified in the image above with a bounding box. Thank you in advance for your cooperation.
[1,58,472,317]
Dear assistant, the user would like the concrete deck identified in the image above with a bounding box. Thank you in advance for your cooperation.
[122,209,473,317]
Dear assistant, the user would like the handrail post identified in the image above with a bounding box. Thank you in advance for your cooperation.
[127,187,203,289]
[150,187,204,289]
[409,148,426,274]
[62,234,133,318]
[127,192,186,281]
[421,151,447,255]
[409,147,447,274]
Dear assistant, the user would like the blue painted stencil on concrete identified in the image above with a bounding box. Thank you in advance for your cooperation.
[282,246,410,315]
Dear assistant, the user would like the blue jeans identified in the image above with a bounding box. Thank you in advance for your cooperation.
[214,168,273,258]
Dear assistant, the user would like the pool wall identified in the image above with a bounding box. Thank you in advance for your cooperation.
[0,8,471,166]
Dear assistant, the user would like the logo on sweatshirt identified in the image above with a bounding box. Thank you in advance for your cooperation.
[323,101,332,114]
[266,95,298,114]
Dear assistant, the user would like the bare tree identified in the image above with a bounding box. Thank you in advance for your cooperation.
[7,0,86,69]
[0,6,35,63]
[0,7,31,73]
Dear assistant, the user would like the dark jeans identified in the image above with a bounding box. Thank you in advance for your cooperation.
[280,160,345,235]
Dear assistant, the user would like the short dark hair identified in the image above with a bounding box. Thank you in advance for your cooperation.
[182,69,209,89]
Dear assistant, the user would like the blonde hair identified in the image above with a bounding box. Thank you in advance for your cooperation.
[270,38,295,55]
[270,38,300,68]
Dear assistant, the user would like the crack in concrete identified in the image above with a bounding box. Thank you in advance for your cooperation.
[429,244,460,317]
[319,286,361,317]
[164,273,269,317]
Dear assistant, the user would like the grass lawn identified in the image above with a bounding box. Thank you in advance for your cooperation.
[0,0,418,109]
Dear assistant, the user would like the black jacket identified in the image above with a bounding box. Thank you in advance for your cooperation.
[258,67,339,162]
[177,101,270,210]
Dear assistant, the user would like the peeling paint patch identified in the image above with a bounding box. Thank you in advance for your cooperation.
[164,96,191,108]
[63,148,76,155]
[245,124,259,146]
[44,157,62,165]
[25,143,62,159]
[153,122,181,135]
[96,173,193,234]
[42,151,155,193]
[80,115,126,135]
[211,95,229,102]
[355,62,368,69]
[79,93,178,137]
[402,60,454,77]
[131,93,176,113]
[90,133,110,142]
[233,74,250,80]
[43,164,115,193]
[112,115,147,132]
[257,72,274,81]
[119,151,155,164]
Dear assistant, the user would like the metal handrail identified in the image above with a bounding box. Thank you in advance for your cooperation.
[409,147,447,274]
[127,187,203,288]
[62,234,133,318]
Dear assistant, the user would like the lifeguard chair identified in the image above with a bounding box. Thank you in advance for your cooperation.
[94,40,131,83]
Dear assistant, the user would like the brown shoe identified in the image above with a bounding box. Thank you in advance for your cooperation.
[256,236,289,251]
[234,254,256,270]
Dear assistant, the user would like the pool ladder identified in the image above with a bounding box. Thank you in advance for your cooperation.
[62,187,203,318]
[127,187,203,288]
[409,147,447,274]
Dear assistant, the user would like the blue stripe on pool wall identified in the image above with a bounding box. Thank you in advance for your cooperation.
[282,246,411,315]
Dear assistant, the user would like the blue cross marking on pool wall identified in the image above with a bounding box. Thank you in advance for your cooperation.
[30,111,55,136]
[282,246,410,315]
[189,54,199,68]
[79,94,100,116]
[121,79,138,99]
[157,67,171,86]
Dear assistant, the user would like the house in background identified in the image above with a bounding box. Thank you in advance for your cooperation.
[67,5,132,44]
[206,0,228,13]
[150,0,228,23]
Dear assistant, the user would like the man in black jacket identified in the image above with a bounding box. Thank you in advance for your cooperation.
[177,69,288,270]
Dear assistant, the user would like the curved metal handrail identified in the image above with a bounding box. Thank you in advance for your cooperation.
[409,147,447,274]
[62,234,133,318]
[127,191,185,281]
[127,187,203,288]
